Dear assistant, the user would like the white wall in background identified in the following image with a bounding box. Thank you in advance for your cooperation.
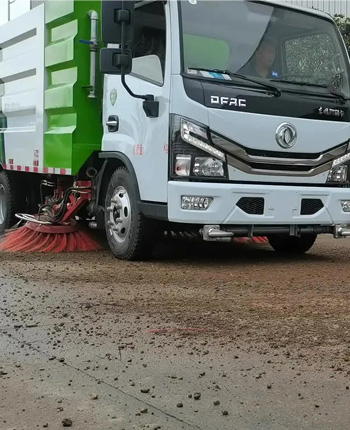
[0,0,30,26]
[283,0,350,17]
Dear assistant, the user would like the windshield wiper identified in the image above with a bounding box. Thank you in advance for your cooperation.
[271,79,349,102]
[271,79,328,88]
[329,90,350,102]
[187,68,281,97]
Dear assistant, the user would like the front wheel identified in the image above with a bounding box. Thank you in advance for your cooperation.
[267,234,317,255]
[0,171,26,235]
[104,167,155,260]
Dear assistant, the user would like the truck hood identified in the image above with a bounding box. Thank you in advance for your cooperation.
[181,77,350,184]
[184,77,350,154]
[208,109,349,155]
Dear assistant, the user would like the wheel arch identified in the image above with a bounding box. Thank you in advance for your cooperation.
[98,152,141,207]
[97,152,168,222]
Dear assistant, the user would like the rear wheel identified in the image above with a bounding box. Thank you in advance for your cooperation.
[0,171,26,234]
[268,234,317,255]
[104,167,155,260]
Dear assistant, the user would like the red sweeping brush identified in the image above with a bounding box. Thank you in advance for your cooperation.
[234,236,268,244]
[0,221,101,253]
[0,180,101,253]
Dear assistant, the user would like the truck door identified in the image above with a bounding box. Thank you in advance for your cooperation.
[102,1,170,204]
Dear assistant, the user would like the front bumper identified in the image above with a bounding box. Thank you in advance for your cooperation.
[168,181,350,225]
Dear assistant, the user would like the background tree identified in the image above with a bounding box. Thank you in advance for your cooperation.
[333,14,350,51]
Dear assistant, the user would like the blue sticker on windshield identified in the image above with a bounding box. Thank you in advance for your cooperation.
[209,72,225,80]
[272,71,279,78]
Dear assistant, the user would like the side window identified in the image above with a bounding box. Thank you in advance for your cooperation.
[284,34,337,81]
[132,2,166,85]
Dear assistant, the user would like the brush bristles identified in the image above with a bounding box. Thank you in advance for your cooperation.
[0,225,267,253]
[234,237,268,244]
[0,226,101,253]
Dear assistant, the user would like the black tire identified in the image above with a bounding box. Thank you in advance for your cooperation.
[267,234,317,255]
[104,167,155,260]
[0,170,26,234]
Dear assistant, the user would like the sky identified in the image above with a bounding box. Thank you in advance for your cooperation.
[0,0,31,26]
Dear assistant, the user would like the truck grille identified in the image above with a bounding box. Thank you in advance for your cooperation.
[236,197,264,215]
[211,133,348,178]
[300,199,324,215]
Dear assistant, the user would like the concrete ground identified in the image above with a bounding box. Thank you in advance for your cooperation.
[1,235,350,429]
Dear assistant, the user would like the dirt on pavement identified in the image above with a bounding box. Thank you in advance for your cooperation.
[1,235,350,429]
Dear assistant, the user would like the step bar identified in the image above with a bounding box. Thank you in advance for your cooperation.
[201,224,350,241]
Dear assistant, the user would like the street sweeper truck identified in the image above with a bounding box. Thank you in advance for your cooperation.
[0,0,350,259]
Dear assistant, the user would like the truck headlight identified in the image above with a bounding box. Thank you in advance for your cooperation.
[193,157,224,177]
[175,154,191,176]
[327,165,348,182]
[180,119,225,161]
[171,115,227,179]
[327,153,350,183]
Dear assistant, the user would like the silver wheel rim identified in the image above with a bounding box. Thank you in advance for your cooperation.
[107,186,131,243]
[0,184,6,225]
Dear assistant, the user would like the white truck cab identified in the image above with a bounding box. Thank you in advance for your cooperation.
[100,0,350,258]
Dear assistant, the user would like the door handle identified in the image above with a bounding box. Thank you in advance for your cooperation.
[106,115,119,132]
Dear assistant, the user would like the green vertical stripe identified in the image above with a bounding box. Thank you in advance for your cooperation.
[44,0,103,175]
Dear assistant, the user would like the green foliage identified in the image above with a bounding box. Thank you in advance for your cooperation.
[333,14,350,51]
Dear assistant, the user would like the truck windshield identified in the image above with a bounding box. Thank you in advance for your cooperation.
[180,0,350,98]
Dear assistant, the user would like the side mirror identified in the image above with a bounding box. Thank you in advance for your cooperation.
[100,48,132,75]
[100,0,160,118]
[100,0,134,76]
[101,0,135,45]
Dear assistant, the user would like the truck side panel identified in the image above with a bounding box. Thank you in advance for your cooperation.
[44,0,103,175]
[0,0,103,176]
[0,6,45,172]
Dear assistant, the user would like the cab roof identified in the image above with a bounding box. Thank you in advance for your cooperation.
[251,0,334,22]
